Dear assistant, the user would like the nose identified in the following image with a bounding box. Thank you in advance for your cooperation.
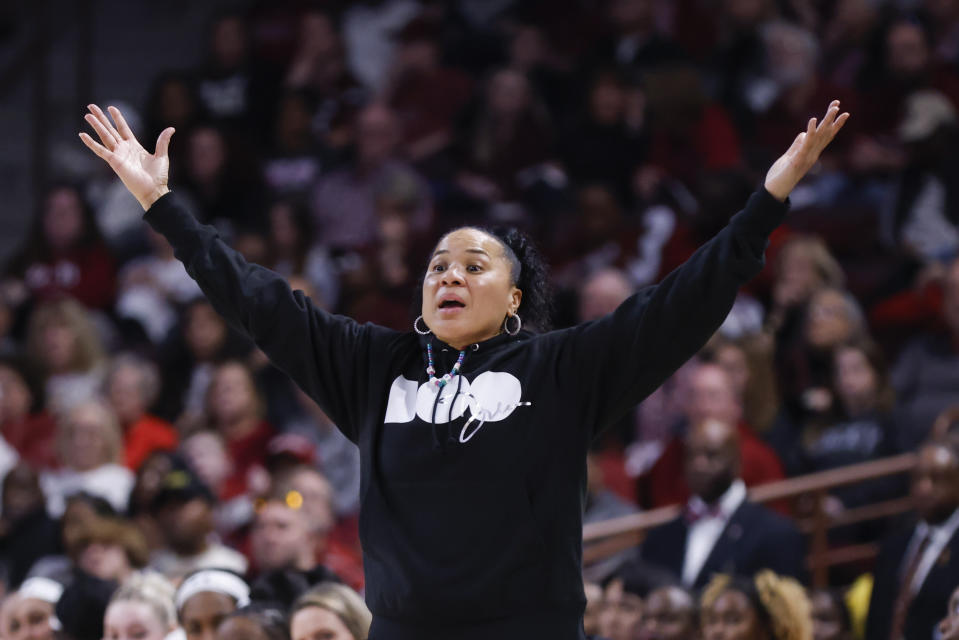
[441,265,464,285]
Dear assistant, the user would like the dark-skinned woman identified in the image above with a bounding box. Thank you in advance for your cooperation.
[80,101,848,640]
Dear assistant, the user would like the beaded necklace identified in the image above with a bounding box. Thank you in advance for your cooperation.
[426,342,466,388]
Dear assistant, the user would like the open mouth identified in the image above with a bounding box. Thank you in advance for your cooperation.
[439,300,466,309]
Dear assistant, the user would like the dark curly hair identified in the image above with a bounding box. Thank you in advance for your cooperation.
[415,226,554,334]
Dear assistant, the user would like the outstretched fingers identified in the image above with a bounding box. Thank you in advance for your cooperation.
[78,132,113,161]
[107,106,136,142]
[88,105,121,146]
[84,113,118,151]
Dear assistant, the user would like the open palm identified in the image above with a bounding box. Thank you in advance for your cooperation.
[79,104,175,210]
[764,100,850,201]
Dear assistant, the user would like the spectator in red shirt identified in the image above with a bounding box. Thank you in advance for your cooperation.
[205,361,275,500]
[0,357,57,469]
[6,184,116,311]
[640,361,785,510]
[105,354,178,472]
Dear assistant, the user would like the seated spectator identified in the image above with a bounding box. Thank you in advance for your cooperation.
[940,584,959,640]
[810,588,854,640]
[641,64,742,184]
[71,516,149,584]
[7,576,63,640]
[311,102,432,251]
[27,492,118,584]
[262,90,324,198]
[866,441,959,640]
[143,72,204,170]
[289,582,372,640]
[706,334,779,434]
[700,571,812,640]
[249,468,360,596]
[597,569,645,640]
[640,362,785,510]
[560,71,646,204]
[764,234,846,345]
[149,466,247,580]
[205,360,275,500]
[175,568,250,640]
[280,385,360,519]
[105,354,178,471]
[893,257,959,449]
[0,357,57,469]
[194,12,275,138]
[591,0,683,74]
[25,298,107,417]
[266,199,339,311]
[250,487,325,576]
[0,464,59,589]
[768,338,902,515]
[280,466,363,591]
[103,572,178,640]
[4,184,116,311]
[158,298,249,427]
[41,401,134,517]
[638,584,698,640]
[454,68,553,203]
[283,8,367,151]
[174,124,266,233]
[882,91,959,270]
[180,430,253,538]
[216,605,289,640]
[777,287,867,422]
[115,226,202,345]
[640,418,805,588]
[384,16,472,163]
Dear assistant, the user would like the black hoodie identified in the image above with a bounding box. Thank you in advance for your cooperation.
[145,187,788,640]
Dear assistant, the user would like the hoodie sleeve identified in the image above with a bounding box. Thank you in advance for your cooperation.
[563,188,789,436]
[144,192,398,442]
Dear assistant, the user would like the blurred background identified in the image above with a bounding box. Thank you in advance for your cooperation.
[3,0,959,639]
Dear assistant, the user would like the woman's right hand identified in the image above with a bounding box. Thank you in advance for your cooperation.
[79,104,175,211]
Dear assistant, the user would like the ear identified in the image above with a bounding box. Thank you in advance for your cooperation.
[508,286,523,316]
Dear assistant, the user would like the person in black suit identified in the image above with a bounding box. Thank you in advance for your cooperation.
[639,418,805,589]
[866,441,959,640]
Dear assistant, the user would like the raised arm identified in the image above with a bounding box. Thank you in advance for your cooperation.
[80,105,396,440]
[566,101,850,432]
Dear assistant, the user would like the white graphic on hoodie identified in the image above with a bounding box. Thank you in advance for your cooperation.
[384,372,529,441]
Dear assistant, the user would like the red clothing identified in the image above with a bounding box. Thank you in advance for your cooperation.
[2,412,58,469]
[123,414,179,471]
[22,244,116,310]
[222,420,275,500]
[640,422,786,511]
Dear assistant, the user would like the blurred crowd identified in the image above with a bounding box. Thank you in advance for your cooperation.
[4,0,959,638]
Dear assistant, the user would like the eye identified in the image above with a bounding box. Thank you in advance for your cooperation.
[467,265,481,272]
[431,263,445,272]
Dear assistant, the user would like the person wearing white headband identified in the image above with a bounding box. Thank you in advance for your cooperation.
[176,569,250,640]
[7,576,63,640]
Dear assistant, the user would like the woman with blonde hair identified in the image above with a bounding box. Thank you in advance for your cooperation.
[26,297,107,416]
[103,572,179,640]
[290,582,372,640]
[700,570,812,640]
[41,400,134,516]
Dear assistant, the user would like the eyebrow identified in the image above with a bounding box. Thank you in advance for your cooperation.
[431,248,491,258]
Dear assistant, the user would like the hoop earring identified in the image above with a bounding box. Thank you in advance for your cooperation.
[413,315,431,335]
[503,313,522,336]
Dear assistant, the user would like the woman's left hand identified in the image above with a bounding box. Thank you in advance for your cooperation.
[764,100,850,201]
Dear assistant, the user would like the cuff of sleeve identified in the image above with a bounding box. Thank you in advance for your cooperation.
[143,191,198,238]
[732,186,791,239]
